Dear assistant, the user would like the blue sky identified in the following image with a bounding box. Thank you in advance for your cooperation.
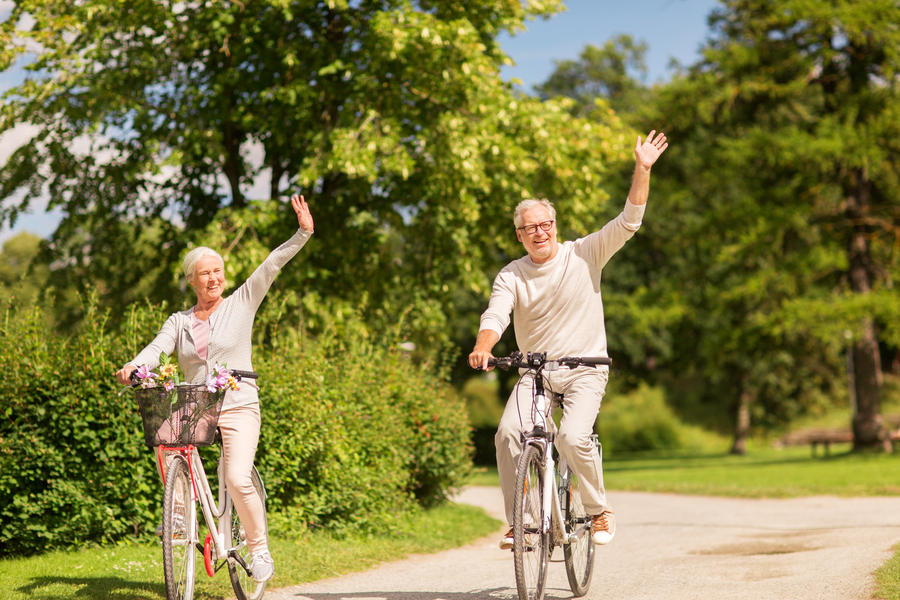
[0,0,721,244]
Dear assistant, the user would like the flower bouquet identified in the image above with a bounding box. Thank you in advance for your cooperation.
[134,354,239,448]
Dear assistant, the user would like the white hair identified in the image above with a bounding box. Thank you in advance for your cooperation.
[513,198,556,228]
[183,246,224,282]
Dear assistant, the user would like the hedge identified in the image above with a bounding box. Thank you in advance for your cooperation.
[0,296,471,556]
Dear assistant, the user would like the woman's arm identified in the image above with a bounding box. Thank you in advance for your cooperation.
[236,194,315,310]
[115,313,179,384]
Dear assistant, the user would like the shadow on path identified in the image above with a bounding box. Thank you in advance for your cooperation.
[273,588,578,600]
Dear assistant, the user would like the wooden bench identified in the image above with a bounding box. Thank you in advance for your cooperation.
[780,428,853,456]
[780,428,900,456]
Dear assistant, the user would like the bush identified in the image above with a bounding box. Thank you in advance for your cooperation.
[0,295,472,556]
[595,385,685,454]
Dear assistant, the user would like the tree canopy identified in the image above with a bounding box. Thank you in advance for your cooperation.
[0,0,635,348]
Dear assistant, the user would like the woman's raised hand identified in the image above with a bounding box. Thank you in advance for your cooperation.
[291,194,314,232]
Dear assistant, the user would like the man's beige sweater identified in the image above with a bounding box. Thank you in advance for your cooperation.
[479,200,645,359]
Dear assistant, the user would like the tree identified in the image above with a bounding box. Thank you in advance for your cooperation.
[0,231,46,305]
[0,1,634,350]
[535,34,649,120]
[637,0,900,451]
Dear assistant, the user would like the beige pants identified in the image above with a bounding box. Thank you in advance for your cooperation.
[218,405,267,554]
[495,366,609,525]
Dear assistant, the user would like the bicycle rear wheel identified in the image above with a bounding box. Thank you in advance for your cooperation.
[562,469,595,596]
[162,455,196,600]
[513,443,549,600]
[226,466,268,600]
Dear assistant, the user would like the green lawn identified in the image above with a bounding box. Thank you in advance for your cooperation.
[605,444,900,497]
[0,502,500,600]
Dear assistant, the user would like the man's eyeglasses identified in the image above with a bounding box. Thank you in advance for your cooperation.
[517,220,554,235]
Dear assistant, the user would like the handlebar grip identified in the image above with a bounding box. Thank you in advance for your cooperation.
[229,369,259,380]
[578,356,612,366]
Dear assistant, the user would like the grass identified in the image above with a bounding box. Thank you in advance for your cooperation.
[0,502,501,600]
[469,443,900,498]
[605,444,900,497]
[876,544,900,600]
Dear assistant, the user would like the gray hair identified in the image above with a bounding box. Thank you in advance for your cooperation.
[513,198,556,228]
[183,246,225,282]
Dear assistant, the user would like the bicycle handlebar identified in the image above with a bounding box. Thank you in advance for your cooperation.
[486,351,611,371]
[128,367,259,387]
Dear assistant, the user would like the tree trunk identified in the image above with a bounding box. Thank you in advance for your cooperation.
[731,387,752,455]
[846,172,888,452]
[223,118,245,208]
[851,317,888,451]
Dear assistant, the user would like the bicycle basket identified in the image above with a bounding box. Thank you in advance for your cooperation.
[135,384,225,448]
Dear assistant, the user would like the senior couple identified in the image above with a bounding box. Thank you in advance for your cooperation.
[117,131,669,582]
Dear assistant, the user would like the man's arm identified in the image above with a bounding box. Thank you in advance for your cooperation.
[627,130,668,206]
[468,329,500,371]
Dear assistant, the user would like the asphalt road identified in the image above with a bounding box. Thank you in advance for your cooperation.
[266,486,900,600]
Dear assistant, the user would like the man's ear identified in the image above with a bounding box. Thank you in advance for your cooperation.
[516,229,523,243]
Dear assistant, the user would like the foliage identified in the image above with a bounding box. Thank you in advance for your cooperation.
[0,294,164,557]
[0,232,46,306]
[535,34,649,121]
[542,0,900,448]
[0,0,634,357]
[594,384,726,455]
[0,293,471,557]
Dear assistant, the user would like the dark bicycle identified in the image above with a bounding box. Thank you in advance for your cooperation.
[488,351,611,600]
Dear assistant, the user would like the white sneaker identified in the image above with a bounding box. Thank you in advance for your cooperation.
[591,510,616,545]
[250,549,275,583]
[499,527,514,550]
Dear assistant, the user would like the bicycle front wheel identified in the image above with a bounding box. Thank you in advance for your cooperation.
[513,443,549,600]
[162,455,197,600]
[226,466,268,600]
[562,469,595,596]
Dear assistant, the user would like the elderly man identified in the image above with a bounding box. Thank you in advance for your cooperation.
[469,130,668,548]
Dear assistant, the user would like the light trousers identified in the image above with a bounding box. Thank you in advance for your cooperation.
[217,404,268,554]
[495,366,609,525]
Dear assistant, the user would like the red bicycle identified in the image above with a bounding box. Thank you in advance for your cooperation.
[128,368,267,600]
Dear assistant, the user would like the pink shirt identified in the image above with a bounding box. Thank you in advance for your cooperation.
[190,310,210,360]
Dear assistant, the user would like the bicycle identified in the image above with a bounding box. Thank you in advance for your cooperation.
[487,351,612,600]
[125,368,267,600]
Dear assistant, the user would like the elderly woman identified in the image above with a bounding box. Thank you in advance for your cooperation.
[116,193,314,583]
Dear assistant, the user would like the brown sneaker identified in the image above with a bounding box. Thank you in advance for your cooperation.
[499,527,514,550]
[591,510,616,545]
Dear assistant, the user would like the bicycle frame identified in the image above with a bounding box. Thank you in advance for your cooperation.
[525,382,580,548]
[158,445,238,570]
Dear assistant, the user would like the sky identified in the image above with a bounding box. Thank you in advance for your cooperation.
[0,0,721,245]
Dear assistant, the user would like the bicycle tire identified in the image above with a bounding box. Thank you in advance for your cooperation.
[513,444,549,600]
[162,455,196,600]
[226,466,268,600]
[562,469,595,596]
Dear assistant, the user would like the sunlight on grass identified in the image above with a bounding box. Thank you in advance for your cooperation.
[0,503,500,600]
[606,445,900,498]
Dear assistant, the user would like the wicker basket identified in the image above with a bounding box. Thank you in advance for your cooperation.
[135,384,225,448]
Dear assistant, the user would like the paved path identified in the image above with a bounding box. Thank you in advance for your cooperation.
[266,486,900,600]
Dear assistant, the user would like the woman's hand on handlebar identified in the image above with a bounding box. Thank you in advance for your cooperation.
[116,365,137,386]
